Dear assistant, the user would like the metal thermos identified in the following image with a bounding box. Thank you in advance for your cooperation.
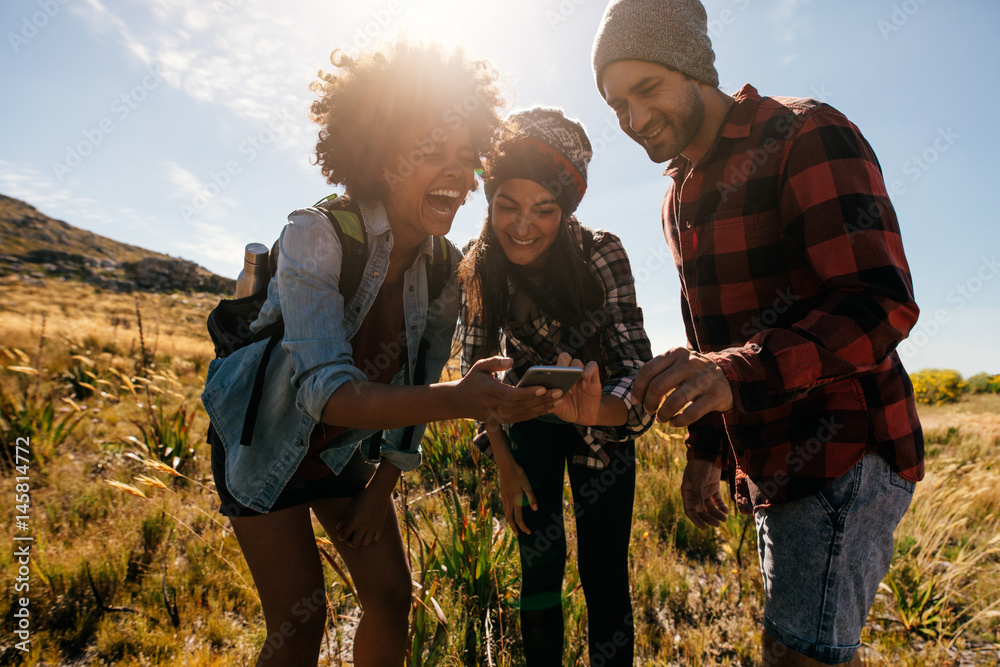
[234,243,271,298]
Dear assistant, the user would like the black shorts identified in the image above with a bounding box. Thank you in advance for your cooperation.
[208,424,376,517]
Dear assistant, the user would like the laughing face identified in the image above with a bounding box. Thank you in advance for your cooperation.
[601,60,706,164]
[381,124,477,244]
[490,178,563,271]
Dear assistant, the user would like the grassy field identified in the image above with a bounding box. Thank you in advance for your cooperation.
[1,276,998,666]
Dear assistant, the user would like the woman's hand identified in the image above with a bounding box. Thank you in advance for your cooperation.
[497,460,537,536]
[550,352,602,425]
[336,462,400,548]
[456,356,564,425]
[336,486,394,548]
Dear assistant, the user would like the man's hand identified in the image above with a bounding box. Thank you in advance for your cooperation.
[631,347,734,426]
[681,459,729,529]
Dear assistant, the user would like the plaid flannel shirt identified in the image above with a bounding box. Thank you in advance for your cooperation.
[461,220,655,469]
[662,84,924,513]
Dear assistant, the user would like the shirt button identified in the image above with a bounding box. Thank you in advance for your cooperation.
[373,271,380,278]
[411,325,417,331]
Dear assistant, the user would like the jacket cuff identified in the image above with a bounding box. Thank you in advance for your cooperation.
[297,365,368,423]
[380,447,422,473]
[685,446,725,469]
[708,345,766,414]
[472,423,496,461]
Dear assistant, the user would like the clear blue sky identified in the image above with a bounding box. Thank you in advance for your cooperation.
[2,0,997,376]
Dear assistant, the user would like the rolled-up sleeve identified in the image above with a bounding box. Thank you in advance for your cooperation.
[709,109,919,413]
[276,209,367,422]
[584,232,656,443]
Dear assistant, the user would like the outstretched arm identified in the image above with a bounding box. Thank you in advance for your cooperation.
[321,356,565,429]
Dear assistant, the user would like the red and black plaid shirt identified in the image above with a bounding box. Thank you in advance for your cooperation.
[662,84,924,513]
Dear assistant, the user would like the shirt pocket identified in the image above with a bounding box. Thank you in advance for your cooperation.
[694,208,783,287]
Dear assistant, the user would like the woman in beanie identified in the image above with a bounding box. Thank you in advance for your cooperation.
[459,107,655,666]
[202,44,566,666]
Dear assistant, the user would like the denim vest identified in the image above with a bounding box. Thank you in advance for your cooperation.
[201,199,461,512]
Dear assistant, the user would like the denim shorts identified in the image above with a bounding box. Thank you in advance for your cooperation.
[208,424,375,517]
[755,452,915,665]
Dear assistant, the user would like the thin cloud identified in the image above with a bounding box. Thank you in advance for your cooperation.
[770,0,811,44]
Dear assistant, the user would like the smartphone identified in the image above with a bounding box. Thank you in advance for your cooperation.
[516,365,584,393]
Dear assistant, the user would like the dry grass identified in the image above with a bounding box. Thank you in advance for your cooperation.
[0,276,998,666]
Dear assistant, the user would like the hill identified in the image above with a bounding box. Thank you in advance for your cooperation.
[0,194,233,293]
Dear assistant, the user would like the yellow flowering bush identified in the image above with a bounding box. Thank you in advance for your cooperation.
[967,372,1000,394]
[909,369,968,405]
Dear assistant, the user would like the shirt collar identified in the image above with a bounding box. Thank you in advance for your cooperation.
[663,83,761,180]
[361,198,436,260]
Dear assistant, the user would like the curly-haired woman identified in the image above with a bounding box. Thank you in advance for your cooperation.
[458,108,655,666]
[202,43,563,667]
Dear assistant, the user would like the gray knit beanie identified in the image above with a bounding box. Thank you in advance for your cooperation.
[592,0,719,95]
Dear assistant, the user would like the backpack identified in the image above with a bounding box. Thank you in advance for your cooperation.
[206,194,453,454]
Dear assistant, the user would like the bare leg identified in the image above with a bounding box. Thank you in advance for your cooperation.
[230,506,329,667]
[311,498,411,667]
[761,629,863,667]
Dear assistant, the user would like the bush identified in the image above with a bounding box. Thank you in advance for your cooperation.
[967,372,1000,394]
[909,369,967,405]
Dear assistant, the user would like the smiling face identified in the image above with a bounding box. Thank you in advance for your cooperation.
[381,124,477,245]
[601,59,706,164]
[490,178,563,270]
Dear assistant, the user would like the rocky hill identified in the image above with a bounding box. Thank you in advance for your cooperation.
[0,194,234,294]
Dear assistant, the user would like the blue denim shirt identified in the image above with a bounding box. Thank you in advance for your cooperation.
[201,199,461,512]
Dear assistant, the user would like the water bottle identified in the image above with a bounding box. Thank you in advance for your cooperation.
[234,243,271,298]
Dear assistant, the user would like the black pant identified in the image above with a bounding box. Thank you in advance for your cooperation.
[507,420,636,667]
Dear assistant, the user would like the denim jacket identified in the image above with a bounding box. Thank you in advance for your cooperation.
[201,199,461,512]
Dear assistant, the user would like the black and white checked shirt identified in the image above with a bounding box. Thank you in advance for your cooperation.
[461,220,655,469]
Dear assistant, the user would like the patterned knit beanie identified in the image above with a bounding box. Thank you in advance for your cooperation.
[592,0,719,94]
[482,107,592,215]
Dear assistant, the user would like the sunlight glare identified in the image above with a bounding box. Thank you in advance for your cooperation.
[344,0,527,55]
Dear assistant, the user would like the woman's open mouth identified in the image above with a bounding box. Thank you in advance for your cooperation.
[426,189,461,216]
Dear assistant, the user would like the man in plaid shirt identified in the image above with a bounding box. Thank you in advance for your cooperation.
[593,1,923,665]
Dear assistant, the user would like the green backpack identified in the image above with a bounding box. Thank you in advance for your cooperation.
[206,194,452,453]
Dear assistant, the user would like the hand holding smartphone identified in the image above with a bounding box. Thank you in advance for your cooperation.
[516,365,584,394]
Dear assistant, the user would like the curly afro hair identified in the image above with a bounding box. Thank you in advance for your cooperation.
[310,41,506,201]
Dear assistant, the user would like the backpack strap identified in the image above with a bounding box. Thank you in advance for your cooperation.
[399,235,454,452]
[315,194,368,305]
[239,195,368,448]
